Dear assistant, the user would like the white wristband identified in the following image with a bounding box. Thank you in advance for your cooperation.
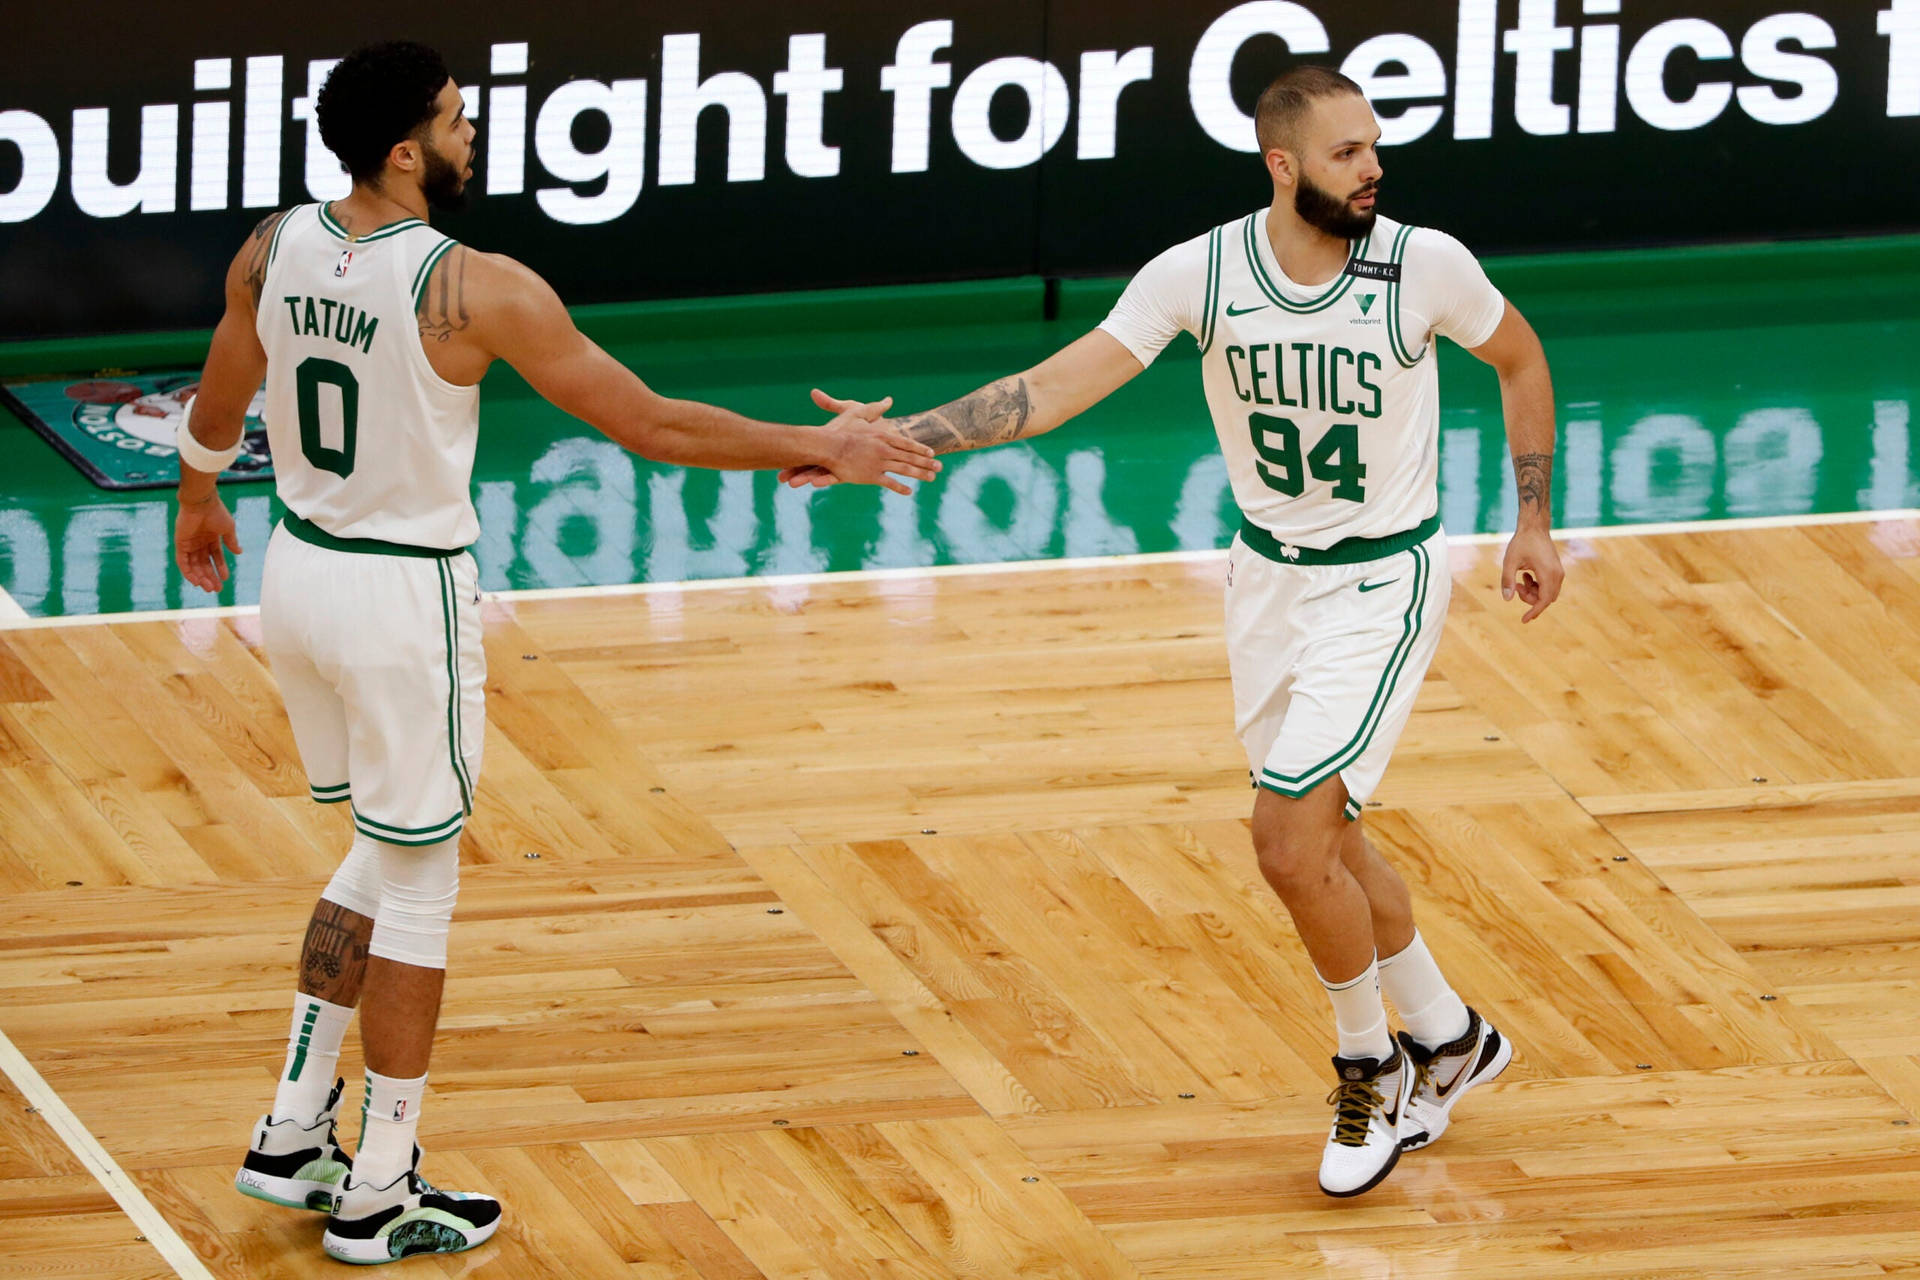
[174,395,245,475]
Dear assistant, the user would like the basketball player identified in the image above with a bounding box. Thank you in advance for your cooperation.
[172,42,937,1263]
[784,66,1563,1197]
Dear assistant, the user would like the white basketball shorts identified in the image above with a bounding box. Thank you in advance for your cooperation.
[1224,524,1449,820]
[261,520,485,846]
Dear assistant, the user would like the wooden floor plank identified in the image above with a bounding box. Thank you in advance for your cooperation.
[2,522,1918,1275]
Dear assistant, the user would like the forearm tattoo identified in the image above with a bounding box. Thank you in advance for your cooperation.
[900,377,1034,455]
[300,899,370,992]
[1514,451,1553,516]
[240,211,287,308]
[417,245,472,342]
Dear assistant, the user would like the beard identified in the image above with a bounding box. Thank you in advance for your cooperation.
[421,141,470,214]
[1294,172,1377,240]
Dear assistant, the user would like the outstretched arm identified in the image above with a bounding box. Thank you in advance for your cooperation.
[1469,300,1563,622]
[783,328,1145,487]
[463,250,939,492]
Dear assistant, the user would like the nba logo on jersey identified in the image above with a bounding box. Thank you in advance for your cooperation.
[334,250,353,278]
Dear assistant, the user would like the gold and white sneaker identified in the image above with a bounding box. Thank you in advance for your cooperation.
[1318,1049,1413,1197]
[1398,1007,1512,1152]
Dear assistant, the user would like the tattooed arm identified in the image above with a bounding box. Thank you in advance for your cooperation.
[783,329,1145,487]
[417,244,473,344]
[1469,300,1564,622]
[238,209,287,310]
[899,329,1144,455]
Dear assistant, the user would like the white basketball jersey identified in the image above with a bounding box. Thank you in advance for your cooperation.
[256,202,480,549]
[1101,210,1505,550]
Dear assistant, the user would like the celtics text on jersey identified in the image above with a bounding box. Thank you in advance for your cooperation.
[1100,210,1505,552]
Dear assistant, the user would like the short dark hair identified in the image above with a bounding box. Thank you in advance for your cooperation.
[1254,66,1364,155]
[316,42,451,184]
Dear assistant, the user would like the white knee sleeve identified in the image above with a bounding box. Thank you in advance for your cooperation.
[367,835,461,969]
[320,832,384,918]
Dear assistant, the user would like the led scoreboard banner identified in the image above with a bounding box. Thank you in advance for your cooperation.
[2,0,1917,340]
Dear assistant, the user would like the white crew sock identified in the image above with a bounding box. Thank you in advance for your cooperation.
[1318,956,1394,1062]
[356,1069,427,1189]
[270,994,353,1124]
[1378,930,1471,1050]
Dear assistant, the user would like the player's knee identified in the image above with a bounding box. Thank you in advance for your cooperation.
[1253,808,1343,899]
[367,835,461,970]
[320,831,384,918]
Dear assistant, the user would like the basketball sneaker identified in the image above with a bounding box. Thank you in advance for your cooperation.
[234,1078,352,1211]
[1397,1007,1512,1152]
[322,1151,501,1265]
[1318,1048,1413,1197]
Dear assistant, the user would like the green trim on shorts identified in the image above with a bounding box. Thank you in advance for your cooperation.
[310,781,351,805]
[352,806,464,846]
[1257,542,1433,797]
[1343,796,1362,822]
[281,512,467,559]
[1238,513,1440,567]
[435,560,476,816]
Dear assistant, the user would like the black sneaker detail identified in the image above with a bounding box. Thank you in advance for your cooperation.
[241,1146,328,1178]
[1471,1027,1504,1077]
[1330,1051,1396,1083]
[327,1204,403,1240]
[422,1191,501,1230]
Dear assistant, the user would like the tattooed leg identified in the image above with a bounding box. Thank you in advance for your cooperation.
[298,898,374,1006]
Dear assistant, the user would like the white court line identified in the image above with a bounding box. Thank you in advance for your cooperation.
[0,1023,213,1280]
[0,582,28,623]
[2,507,1915,631]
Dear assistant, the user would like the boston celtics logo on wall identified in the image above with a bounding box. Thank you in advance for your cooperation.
[0,371,274,490]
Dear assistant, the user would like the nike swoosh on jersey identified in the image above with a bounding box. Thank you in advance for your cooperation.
[1224,302,1268,316]
[1357,578,1399,593]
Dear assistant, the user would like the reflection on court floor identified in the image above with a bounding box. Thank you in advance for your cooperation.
[2,277,1917,618]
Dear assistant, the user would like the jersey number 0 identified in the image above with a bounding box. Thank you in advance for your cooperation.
[295,357,360,479]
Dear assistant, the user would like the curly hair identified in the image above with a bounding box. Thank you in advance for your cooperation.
[315,42,451,184]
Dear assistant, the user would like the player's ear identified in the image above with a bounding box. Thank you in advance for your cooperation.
[1264,146,1296,190]
[389,137,420,175]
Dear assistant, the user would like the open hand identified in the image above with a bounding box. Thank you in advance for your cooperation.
[795,388,939,495]
[1501,525,1563,623]
[174,492,242,593]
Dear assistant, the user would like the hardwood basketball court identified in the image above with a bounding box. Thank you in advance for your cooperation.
[3,512,1919,1278]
